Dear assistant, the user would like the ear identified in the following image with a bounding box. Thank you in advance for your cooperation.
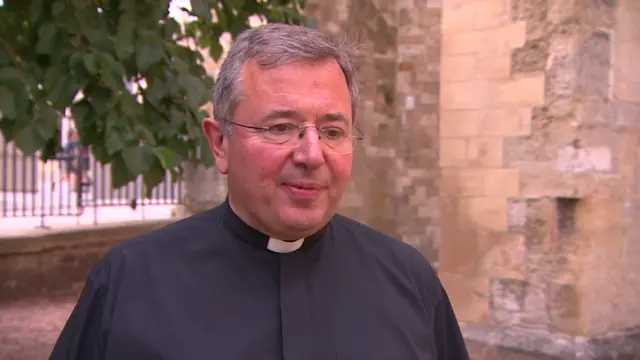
[202,117,229,175]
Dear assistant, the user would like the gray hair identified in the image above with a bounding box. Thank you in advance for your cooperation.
[212,23,359,135]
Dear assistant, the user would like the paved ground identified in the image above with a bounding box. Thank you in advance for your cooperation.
[0,296,75,360]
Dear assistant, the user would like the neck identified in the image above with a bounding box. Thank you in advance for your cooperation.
[227,196,318,241]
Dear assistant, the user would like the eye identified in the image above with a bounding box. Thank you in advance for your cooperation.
[267,123,297,134]
[322,127,346,139]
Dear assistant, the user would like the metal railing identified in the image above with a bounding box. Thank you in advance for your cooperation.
[1,140,182,232]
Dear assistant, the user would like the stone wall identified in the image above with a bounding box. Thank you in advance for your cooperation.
[0,220,173,303]
[306,0,443,265]
[437,0,640,358]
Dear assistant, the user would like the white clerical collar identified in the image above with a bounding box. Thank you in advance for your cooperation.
[267,237,305,253]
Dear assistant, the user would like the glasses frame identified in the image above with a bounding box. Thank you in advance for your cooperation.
[222,119,365,148]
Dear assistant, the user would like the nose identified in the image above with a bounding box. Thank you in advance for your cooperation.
[291,127,325,168]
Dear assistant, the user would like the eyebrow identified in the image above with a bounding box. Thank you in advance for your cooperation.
[259,109,351,125]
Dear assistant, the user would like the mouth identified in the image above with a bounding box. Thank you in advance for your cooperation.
[281,182,326,198]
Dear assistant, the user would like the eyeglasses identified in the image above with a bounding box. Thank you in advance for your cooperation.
[224,120,364,154]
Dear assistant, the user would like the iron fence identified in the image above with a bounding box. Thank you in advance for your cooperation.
[1,139,182,231]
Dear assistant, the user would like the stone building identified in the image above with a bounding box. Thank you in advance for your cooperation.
[301,0,640,358]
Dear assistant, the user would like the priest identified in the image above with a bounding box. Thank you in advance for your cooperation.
[49,23,470,360]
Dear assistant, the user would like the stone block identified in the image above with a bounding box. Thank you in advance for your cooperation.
[440,81,495,110]
[442,21,526,55]
[615,42,640,79]
[482,168,520,197]
[467,137,504,167]
[556,146,613,173]
[484,233,526,280]
[440,110,482,137]
[548,282,582,336]
[614,81,640,103]
[518,163,578,198]
[496,75,546,106]
[440,55,478,83]
[441,168,484,196]
[479,107,532,136]
[441,3,476,33]
[475,53,512,80]
[491,277,527,313]
[466,197,509,232]
[507,198,527,232]
[473,0,510,29]
[439,138,467,167]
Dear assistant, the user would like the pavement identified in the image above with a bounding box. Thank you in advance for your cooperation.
[0,296,75,360]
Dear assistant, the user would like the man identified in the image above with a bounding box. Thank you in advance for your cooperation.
[50,23,470,359]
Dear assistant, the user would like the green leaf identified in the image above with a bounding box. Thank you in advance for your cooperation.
[104,111,127,155]
[83,54,98,75]
[71,100,92,128]
[172,58,189,74]
[43,67,61,93]
[35,23,57,55]
[136,41,164,72]
[0,86,16,119]
[28,0,45,23]
[14,123,45,156]
[111,153,137,189]
[51,77,80,110]
[209,41,224,61]
[35,106,59,142]
[13,86,29,116]
[178,74,206,109]
[0,117,15,141]
[142,163,166,198]
[0,67,22,86]
[52,2,65,17]
[153,146,182,169]
[122,145,154,176]
[136,125,157,146]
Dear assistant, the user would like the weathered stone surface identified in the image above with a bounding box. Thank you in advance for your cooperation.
[462,323,640,360]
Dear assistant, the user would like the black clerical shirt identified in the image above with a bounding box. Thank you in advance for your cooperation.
[49,200,470,360]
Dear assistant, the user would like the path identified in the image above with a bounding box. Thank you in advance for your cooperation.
[0,296,75,360]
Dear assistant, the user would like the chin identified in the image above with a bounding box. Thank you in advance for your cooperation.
[277,207,329,233]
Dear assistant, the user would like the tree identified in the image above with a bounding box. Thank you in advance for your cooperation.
[0,0,307,195]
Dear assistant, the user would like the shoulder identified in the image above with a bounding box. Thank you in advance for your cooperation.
[88,205,225,283]
[330,214,444,307]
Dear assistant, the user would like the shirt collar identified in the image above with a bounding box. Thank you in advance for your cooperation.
[219,198,327,253]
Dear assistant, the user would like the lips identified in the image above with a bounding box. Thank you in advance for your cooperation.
[281,181,326,198]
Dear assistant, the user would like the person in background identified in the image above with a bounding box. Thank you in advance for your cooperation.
[63,129,90,190]
[49,23,470,360]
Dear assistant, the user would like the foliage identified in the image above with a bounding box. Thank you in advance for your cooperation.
[0,0,307,194]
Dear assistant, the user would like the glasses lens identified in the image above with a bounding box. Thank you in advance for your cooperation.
[259,125,361,154]
[261,124,299,144]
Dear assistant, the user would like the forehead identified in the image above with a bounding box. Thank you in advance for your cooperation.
[237,58,352,122]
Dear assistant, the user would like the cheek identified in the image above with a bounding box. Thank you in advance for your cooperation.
[241,145,289,184]
[328,155,353,185]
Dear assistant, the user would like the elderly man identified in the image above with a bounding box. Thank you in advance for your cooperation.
[50,23,470,359]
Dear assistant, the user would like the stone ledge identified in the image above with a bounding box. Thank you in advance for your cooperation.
[461,322,640,359]
[0,220,176,302]
[0,220,175,255]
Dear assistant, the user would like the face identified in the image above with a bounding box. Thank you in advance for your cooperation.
[202,58,354,240]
